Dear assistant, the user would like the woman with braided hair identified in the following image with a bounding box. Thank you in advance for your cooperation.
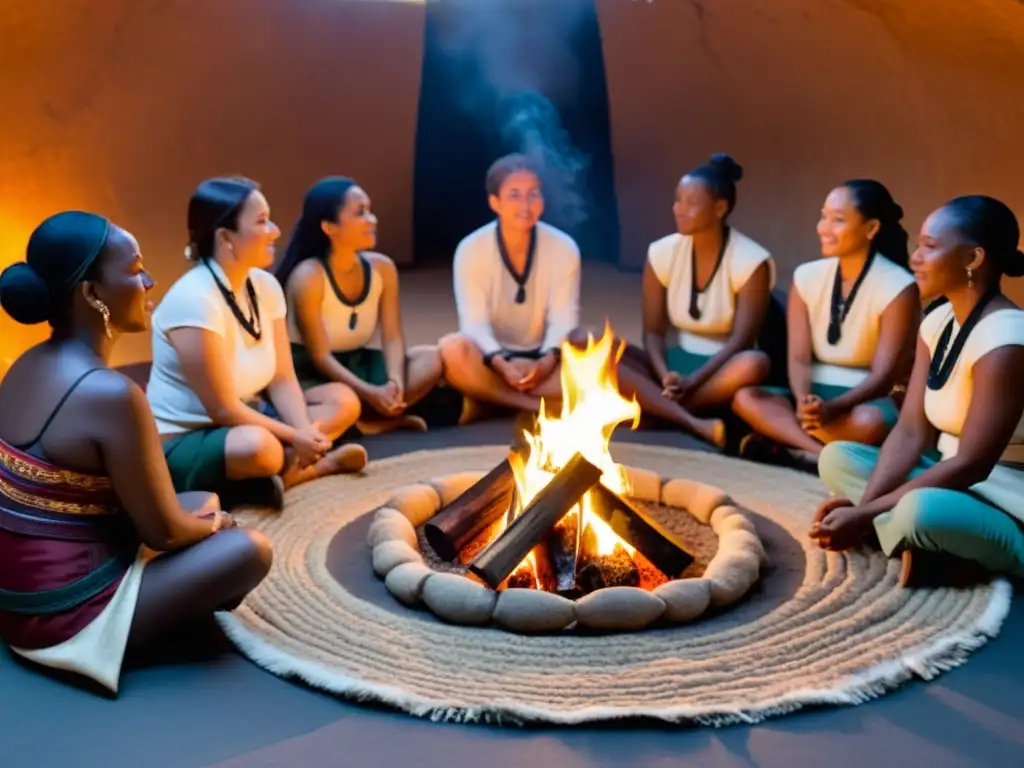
[733,180,920,466]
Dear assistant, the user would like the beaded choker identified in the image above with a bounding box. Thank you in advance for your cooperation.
[322,254,372,331]
[496,226,537,304]
[827,254,875,346]
[203,260,261,341]
[689,227,730,320]
[927,286,1000,391]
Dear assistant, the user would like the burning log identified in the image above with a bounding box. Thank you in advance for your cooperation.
[424,458,517,562]
[588,482,694,578]
[545,508,580,594]
[575,524,640,593]
[468,453,602,589]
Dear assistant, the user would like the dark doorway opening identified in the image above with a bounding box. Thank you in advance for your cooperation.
[412,0,620,268]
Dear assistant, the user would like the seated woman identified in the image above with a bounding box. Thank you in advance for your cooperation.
[0,211,271,693]
[146,177,365,509]
[812,195,1024,586]
[439,154,580,416]
[613,153,773,447]
[275,177,458,435]
[733,179,919,466]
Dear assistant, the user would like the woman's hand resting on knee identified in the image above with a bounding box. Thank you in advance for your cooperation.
[809,497,875,550]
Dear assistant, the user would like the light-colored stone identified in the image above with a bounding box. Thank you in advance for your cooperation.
[621,465,662,503]
[721,529,768,566]
[711,506,757,535]
[661,478,731,523]
[426,472,487,507]
[366,514,418,550]
[421,572,498,625]
[372,540,422,578]
[653,578,712,622]
[493,589,577,632]
[387,484,441,528]
[575,587,666,630]
[384,561,434,606]
[704,550,761,606]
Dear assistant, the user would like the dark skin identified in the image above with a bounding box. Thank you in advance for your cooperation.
[733,186,920,454]
[605,175,769,447]
[810,206,1024,549]
[0,226,272,651]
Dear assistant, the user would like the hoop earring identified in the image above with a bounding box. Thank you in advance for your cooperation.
[95,301,112,339]
[966,267,974,289]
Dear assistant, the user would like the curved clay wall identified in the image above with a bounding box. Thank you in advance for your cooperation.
[0,0,426,372]
[2,0,1022,374]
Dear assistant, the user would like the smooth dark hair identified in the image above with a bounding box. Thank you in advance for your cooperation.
[942,195,1024,279]
[185,176,260,262]
[485,153,542,197]
[273,176,357,290]
[686,153,744,217]
[841,179,909,269]
[0,211,111,327]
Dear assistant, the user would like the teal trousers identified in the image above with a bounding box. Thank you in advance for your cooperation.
[818,441,1024,576]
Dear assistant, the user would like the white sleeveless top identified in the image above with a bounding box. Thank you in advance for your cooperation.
[286,257,383,353]
[147,261,287,435]
[647,229,775,355]
[793,255,915,387]
[920,304,1024,522]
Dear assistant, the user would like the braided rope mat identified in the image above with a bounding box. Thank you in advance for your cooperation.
[217,444,1012,727]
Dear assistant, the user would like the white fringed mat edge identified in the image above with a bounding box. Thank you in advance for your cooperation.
[215,444,1013,728]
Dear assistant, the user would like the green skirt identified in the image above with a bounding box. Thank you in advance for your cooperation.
[762,383,900,429]
[291,343,463,428]
[666,347,711,377]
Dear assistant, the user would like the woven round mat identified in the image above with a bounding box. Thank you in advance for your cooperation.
[217,444,1011,727]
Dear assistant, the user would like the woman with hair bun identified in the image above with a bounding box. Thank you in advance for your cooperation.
[275,177,458,435]
[813,195,1024,586]
[0,211,271,692]
[734,179,919,464]
[604,153,774,447]
[146,177,366,509]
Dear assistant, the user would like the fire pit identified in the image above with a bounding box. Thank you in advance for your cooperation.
[368,327,766,632]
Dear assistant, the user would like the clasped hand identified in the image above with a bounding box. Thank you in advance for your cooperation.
[496,354,556,393]
[661,371,692,401]
[797,394,842,432]
[808,496,876,550]
[365,379,406,418]
[292,420,332,468]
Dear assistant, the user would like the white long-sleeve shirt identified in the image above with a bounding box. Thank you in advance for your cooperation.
[453,220,581,355]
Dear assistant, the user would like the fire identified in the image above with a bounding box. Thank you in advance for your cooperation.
[509,323,640,556]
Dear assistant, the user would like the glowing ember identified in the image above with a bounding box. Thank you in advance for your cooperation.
[508,323,640,559]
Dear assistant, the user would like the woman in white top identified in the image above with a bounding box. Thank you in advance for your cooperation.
[276,177,456,435]
[147,178,365,509]
[734,180,919,465]
[439,154,581,416]
[813,195,1024,586]
[610,154,773,447]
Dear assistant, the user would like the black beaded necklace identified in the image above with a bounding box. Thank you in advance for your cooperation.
[203,259,262,341]
[689,227,730,320]
[321,253,372,331]
[827,253,875,346]
[927,285,1000,391]
[496,225,537,304]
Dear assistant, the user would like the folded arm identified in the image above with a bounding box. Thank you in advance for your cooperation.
[785,284,814,401]
[540,244,582,354]
[376,256,407,387]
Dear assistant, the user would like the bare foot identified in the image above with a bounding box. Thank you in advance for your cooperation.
[697,417,727,449]
[357,415,428,435]
[458,396,494,426]
[316,443,369,475]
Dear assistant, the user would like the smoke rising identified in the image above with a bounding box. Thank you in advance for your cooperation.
[431,0,592,228]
